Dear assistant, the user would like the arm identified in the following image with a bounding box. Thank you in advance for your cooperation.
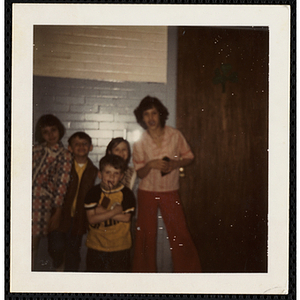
[138,158,193,178]
[162,158,193,174]
[112,187,136,223]
[160,130,195,174]
[112,212,132,223]
[86,204,123,225]
[54,150,72,207]
[48,151,72,232]
[133,141,164,179]
[137,159,169,179]
[96,202,133,223]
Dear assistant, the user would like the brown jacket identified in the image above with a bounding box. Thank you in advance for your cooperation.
[59,158,98,236]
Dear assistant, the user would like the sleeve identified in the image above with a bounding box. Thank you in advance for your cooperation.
[177,130,194,160]
[121,187,136,215]
[32,145,43,182]
[53,150,72,207]
[32,145,38,169]
[129,169,137,191]
[132,140,146,171]
[84,185,101,210]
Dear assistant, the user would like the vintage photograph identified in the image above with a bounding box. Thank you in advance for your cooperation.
[32,25,268,274]
[10,4,290,294]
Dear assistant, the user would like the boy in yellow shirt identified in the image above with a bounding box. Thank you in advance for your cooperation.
[84,154,136,272]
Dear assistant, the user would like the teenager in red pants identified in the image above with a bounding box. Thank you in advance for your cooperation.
[132,96,201,273]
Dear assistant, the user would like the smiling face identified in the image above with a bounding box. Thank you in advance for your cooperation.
[110,141,129,162]
[41,126,60,147]
[100,165,124,190]
[142,106,161,131]
[68,137,93,160]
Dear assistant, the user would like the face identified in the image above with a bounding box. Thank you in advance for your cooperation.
[110,141,129,162]
[142,106,161,130]
[41,126,60,147]
[100,165,124,190]
[68,137,93,159]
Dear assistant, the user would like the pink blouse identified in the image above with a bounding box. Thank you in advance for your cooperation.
[132,126,194,192]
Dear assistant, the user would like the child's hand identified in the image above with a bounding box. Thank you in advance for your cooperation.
[95,205,106,214]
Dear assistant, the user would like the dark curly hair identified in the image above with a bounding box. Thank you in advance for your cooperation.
[34,114,65,144]
[99,154,127,174]
[134,96,169,130]
[105,137,131,166]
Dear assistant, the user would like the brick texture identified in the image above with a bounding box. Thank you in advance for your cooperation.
[33,26,167,83]
[33,76,167,167]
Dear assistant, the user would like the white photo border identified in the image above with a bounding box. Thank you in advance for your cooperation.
[10,4,290,294]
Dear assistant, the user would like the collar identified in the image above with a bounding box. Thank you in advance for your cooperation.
[100,183,124,194]
[43,141,64,153]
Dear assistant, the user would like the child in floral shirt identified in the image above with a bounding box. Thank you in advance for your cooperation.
[32,114,72,270]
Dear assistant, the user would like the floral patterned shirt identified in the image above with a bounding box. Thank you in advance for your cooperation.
[32,141,72,236]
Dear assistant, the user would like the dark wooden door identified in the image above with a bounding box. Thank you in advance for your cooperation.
[176,27,268,272]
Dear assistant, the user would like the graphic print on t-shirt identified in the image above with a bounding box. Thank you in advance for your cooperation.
[84,184,135,252]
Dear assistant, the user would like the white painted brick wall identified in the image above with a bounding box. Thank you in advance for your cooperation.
[100,122,126,130]
[85,129,113,139]
[49,104,70,112]
[85,114,114,122]
[56,113,85,121]
[70,122,99,130]
[33,26,167,83]
[85,97,113,105]
[97,138,112,147]
[55,96,85,105]
[113,131,125,138]
[114,115,136,123]
[70,104,99,113]
[33,76,168,168]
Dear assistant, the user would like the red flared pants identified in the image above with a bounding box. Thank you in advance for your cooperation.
[132,189,201,273]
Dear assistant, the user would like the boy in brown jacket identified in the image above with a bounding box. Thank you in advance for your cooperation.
[48,132,98,271]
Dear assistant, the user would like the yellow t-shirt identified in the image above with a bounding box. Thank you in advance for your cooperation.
[84,184,135,252]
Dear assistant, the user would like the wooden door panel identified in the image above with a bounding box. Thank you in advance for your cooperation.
[176,27,268,272]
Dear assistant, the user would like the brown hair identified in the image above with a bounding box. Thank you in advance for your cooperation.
[99,154,127,174]
[68,131,92,146]
[105,137,131,166]
[134,96,169,130]
[35,114,65,144]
